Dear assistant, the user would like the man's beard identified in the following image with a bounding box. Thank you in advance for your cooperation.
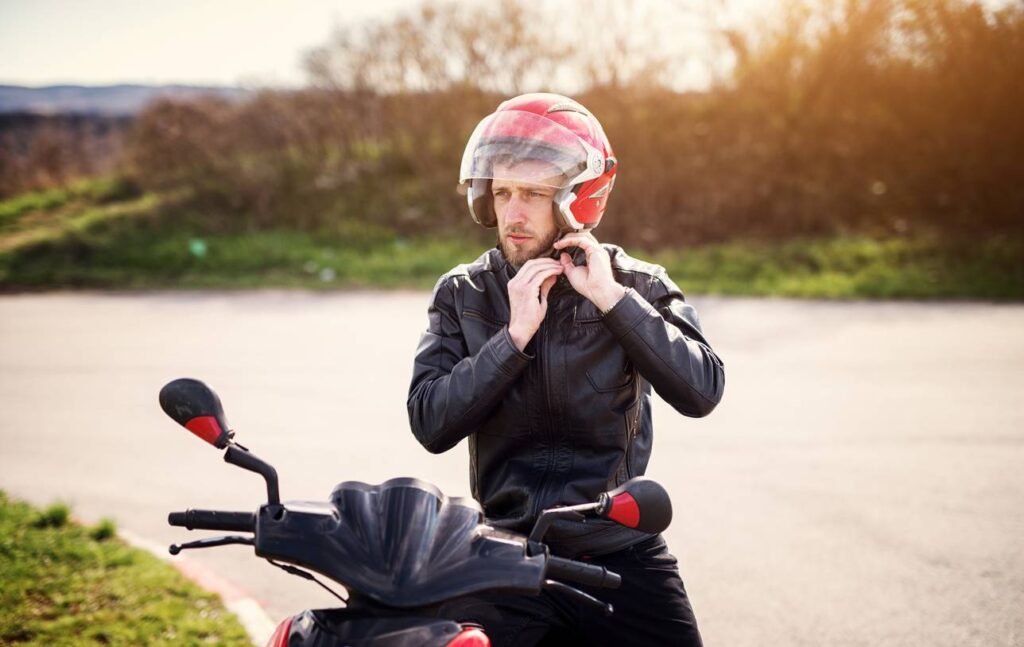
[497,228,561,269]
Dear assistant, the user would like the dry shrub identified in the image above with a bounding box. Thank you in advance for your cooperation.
[124,0,1024,244]
[0,113,130,198]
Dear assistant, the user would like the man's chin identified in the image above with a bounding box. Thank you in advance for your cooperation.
[500,245,537,268]
[499,237,556,268]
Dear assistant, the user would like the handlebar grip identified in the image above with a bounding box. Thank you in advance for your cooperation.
[546,556,622,589]
[168,509,255,532]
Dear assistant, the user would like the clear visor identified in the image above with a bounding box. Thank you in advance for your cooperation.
[459,110,601,189]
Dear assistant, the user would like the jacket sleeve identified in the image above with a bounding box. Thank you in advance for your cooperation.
[407,276,533,453]
[601,270,725,417]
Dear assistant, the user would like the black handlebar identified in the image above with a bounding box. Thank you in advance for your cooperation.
[546,556,621,589]
[168,509,255,533]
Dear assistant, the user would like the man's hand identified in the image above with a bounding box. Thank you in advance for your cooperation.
[554,232,626,313]
[507,258,563,351]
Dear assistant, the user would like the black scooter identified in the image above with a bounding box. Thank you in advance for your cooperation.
[159,378,673,646]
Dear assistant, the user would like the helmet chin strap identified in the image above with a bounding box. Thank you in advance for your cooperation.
[546,238,588,269]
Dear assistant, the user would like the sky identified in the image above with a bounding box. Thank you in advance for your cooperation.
[0,0,419,87]
[3,0,1012,89]
[0,0,775,89]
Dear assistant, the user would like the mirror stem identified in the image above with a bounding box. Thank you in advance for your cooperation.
[528,502,599,544]
[224,445,280,505]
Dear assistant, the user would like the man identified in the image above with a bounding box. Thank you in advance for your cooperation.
[408,93,725,646]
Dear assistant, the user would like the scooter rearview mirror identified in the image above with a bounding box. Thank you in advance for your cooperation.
[159,378,234,448]
[596,477,672,534]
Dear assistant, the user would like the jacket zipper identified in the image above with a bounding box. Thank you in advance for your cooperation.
[624,394,641,480]
[529,314,556,522]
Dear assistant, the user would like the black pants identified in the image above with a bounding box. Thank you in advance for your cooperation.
[440,535,703,646]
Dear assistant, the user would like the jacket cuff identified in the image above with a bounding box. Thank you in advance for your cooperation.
[601,288,652,339]
[486,326,534,377]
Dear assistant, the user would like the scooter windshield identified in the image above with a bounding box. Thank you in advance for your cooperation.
[254,477,547,608]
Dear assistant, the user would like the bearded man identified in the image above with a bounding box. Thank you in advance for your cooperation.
[408,93,725,646]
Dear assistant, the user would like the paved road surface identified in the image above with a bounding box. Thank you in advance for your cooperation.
[2,292,1022,646]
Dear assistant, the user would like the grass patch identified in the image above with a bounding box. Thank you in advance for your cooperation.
[89,518,117,542]
[0,177,139,230]
[0,491,250,646]
[0,187,72,227]
[32,502,70,529]
[0,180,1021,299]
[0,224,483,290]
[649,235,1024,301]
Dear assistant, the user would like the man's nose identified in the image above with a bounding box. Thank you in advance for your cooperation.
[504,195,528,223]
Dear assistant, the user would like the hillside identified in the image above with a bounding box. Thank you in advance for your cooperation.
[0,84,249,116]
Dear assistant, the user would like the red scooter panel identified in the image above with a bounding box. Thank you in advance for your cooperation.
[447,627,490,646]
[265,615,293,647]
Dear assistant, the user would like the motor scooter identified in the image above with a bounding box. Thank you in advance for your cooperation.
[159,378,673,646]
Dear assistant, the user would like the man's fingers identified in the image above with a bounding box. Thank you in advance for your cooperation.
[540,274,557,302]
[554,233,605,262]
[519,257,562,270]
[509,264,563,307]
[553,232,599,251]
[560,252,583,280]
[512,258,562,285]
[521,266,563,300]
[526,265,564,288]
[554,231,597,243]
[516,262,562,286]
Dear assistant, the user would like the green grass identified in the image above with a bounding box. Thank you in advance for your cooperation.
[1,180,1021,299]
[32,502,71,529]
[0,187,72,227]
[0,491,250,646]
[0,223,483,290]
[650,236,1024,300]
[0,177,140,230]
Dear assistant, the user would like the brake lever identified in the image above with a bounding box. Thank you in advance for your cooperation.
[543,579,614,616]
[169,535,254,555]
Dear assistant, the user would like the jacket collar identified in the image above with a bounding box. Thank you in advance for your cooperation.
[490,246,576,295]
[491,246,518,282]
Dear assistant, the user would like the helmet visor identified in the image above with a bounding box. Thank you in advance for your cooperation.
[460,110,598,189]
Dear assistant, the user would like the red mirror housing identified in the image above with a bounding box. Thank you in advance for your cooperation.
[596,477,672,535]
[159,378,233,448]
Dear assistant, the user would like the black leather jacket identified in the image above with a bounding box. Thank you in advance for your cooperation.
[407,245,725,557]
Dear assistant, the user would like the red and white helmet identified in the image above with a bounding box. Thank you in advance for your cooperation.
[460,93,617,232]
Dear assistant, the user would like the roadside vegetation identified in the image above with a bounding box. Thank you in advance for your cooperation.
[0,492,249,646]
[0,180,1020,299]
[0,0,1020,299]
[651,236,1024,300]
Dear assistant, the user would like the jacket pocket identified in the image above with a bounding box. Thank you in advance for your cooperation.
[586,361,634,394]
[573,300,603,326]
[462,308,508,354]
[463,307,508,327]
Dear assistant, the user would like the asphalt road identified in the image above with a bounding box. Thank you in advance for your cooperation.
[1,291,1022,646]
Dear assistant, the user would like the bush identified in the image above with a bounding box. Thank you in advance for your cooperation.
[122,0,1024,246]
[90,518,117,542]
[32,502,70,528]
